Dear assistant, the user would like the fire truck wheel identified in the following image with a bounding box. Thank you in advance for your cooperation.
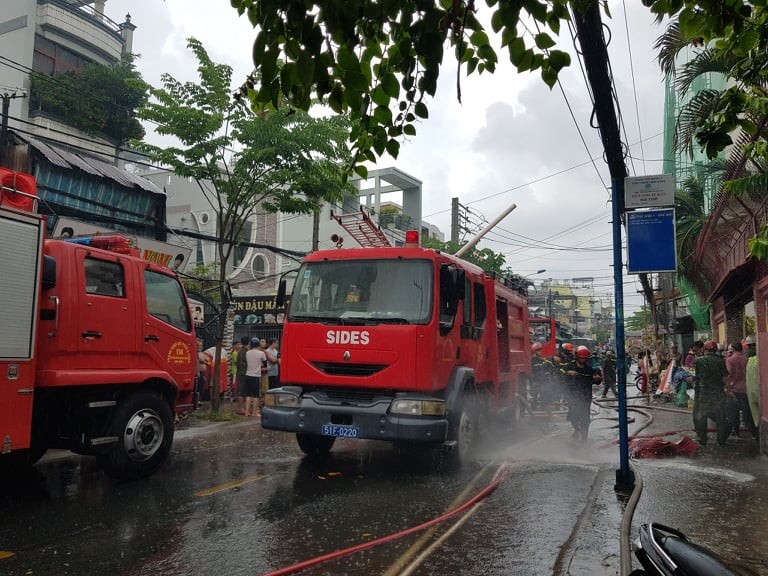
[99,392,173,480]
[296,433,336,459]
[445,399,476,468]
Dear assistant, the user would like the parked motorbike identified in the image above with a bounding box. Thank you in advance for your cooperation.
[631,523,741,575]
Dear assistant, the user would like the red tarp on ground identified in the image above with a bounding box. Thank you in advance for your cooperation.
[629,435,700,458]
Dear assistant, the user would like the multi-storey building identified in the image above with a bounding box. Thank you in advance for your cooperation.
[1,0,135,157]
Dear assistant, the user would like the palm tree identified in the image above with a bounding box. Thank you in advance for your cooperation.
[654,15,768,275]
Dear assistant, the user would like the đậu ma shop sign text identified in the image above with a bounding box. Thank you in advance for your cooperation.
[233,296,287,325]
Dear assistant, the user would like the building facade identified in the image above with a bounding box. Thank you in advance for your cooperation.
[0,0,135,158]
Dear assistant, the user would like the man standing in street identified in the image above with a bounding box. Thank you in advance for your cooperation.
[265,338,280,389]
[692,340,729,447]
[600,350,617,398]
[726,341,757,438]
[565,346,602,442]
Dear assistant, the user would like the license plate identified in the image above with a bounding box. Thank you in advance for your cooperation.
[321,424,360,438]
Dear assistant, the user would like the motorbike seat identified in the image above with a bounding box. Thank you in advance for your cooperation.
[659,534,740,576]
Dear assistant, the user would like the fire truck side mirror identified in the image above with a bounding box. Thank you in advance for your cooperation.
[276,278,286,307]
[42,255,57,288]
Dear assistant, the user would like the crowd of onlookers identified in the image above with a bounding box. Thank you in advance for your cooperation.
[528,336,760,447]
[193,336,280,418]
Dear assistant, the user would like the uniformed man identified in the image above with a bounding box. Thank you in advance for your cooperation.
[530,343,545,408]
[691,340,729,447]
[564,346,602,441]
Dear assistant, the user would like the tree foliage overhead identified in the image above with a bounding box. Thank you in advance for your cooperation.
[30,57,147,143]
[231,0,573,177]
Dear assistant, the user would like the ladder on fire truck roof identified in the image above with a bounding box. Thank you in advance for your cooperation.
[331,206,391,247]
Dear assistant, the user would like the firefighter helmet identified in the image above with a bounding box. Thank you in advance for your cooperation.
[575,346,591,359]
[703,340,718,352]
[531,342,543,352]
[562,342,575,352]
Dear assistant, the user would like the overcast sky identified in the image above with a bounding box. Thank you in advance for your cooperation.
[106,0,670,314]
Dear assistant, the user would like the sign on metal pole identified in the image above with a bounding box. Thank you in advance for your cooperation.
[626,208,677,273]
[625,174,675,209]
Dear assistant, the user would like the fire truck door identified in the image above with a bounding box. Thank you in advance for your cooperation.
[76,252,138,366]
[141,269,195,382]
[0,209,43,452]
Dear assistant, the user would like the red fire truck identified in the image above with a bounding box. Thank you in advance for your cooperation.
[529,316,561,358]
[263,230,531,465]
[0,170,197,480]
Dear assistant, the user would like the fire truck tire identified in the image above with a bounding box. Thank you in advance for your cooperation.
[444,398,476,468]
[296,433,336,459]
[98,392,173,480]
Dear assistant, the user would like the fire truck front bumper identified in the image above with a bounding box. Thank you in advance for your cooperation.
[261,387,449,443]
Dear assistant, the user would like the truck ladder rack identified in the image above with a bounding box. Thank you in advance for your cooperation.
[331,206,391,247]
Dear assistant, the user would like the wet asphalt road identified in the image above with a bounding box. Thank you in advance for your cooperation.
[1,393,767,576]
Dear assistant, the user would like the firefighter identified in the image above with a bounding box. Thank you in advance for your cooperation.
[530,343,545,408]
[564,346,602,441]
[557,342,576,409]
[560,342,575,364]
[691,340,729,447]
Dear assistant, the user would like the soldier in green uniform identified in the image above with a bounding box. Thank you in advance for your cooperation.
[692,340,729,447]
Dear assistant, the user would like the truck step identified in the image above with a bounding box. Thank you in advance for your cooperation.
[89,436,119,446]
[88,400,117,408]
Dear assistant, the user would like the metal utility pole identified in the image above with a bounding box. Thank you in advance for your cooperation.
[571,4,634,492]
[451,197,459,243]
[0,92,25,167]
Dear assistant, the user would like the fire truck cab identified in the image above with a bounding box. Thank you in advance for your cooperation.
[262,243,530,465]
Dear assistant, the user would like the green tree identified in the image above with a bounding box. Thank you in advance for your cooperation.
[231,0,573,177]
[422,236,509,277]
[625,307,653,333]
[135,38,355,412]
[651,3,768,260]
[30,57,147,143]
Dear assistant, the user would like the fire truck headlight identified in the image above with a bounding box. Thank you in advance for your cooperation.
[390,399,445,417]
[264,391,300,407]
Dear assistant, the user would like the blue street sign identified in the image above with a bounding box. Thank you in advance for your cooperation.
[626,208,677,273]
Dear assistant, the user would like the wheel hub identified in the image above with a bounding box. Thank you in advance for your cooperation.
[123,408,164,462]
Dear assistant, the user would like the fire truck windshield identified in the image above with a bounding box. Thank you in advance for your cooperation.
[289,259,433,324]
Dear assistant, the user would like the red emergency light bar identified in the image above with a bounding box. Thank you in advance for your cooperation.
[405,230,419,247]
[64,235,140,257]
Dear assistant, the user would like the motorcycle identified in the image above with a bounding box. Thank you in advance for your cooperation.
[631,522,741,575]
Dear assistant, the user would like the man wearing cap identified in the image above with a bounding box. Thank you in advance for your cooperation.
[692,340,729,447]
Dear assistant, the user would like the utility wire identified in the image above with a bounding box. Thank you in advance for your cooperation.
[621,0,648,176]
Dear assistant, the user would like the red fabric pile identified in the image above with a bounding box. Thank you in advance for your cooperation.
[629,435,700,458]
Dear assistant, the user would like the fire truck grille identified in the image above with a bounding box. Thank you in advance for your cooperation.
[316,388,385,405]
[312,362,387,377]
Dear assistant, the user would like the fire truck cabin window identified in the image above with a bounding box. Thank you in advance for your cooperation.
[85,258,125,297]
[144,270,192,332]
[289,259,433,324]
